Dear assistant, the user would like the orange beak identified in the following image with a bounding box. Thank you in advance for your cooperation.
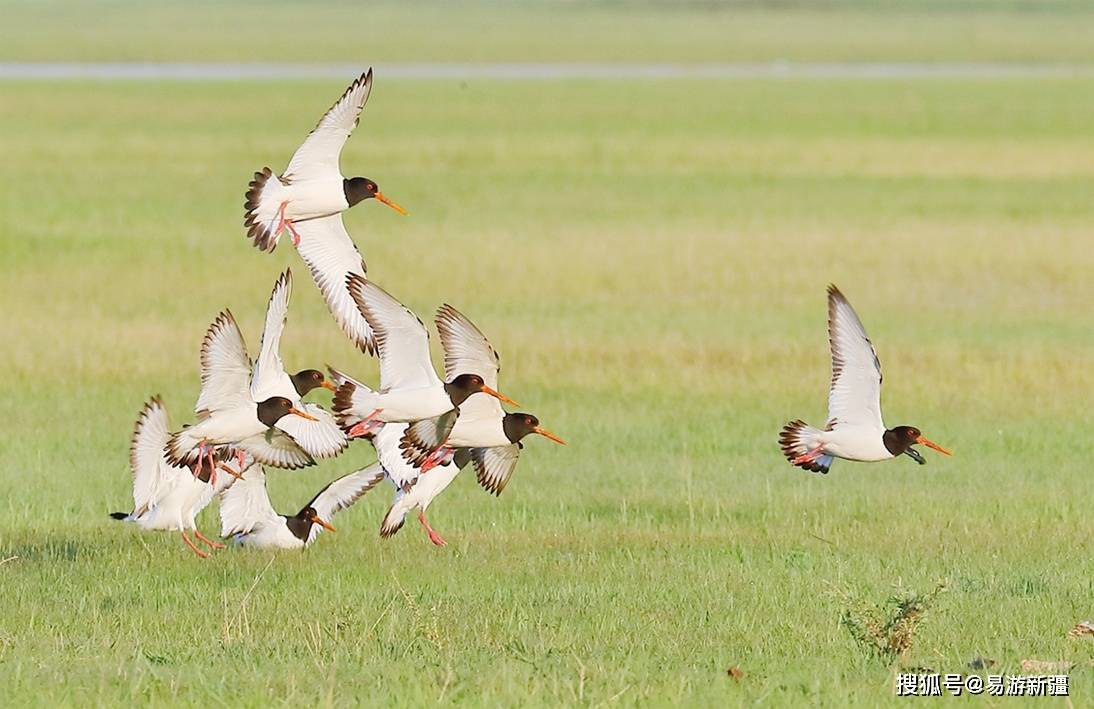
[533,426,566,445]
[311,515,336,532]
[375,192,407,215]
[480,385,519,407]
[290,407,319,422]
[916,435,952,456]
[321,380,337,392]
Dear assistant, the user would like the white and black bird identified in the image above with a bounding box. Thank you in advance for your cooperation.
[219,465,384,549]
[166,270,347,470]
[244,70,406,357]
[368,422,468,547]
[779,285,952,474]
[244,68,405,251]
[330,275,518,454]
[111,396,252,558]
[400,304,565,471]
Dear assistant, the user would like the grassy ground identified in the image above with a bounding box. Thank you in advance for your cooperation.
[2,3,1094,707]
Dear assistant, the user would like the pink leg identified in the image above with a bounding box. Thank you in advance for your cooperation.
[181,532,209,559]
[418,510,447,547]
[234,449,247,470]
[285,220,302,247]
[346,409,384,439]
[194,529,225,550]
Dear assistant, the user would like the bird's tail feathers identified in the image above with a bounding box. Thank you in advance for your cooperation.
[779,419,833,474]
[244,167,290,252]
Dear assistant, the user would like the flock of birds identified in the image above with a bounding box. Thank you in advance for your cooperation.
[113,68,952,558]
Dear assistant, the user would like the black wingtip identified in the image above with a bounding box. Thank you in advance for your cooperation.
[109,512,129,521]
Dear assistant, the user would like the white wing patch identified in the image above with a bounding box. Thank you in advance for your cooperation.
[826,285,885,431]
[237,429,315,470]
[348,275,441,391]
[250,269,296,402]
[273,403,348,460]
[284,70,373,182]
[130,397,189,516]
[371,423,421,491]
[195,311,252,416]
[435,304,504,424]
[293,214,375,354]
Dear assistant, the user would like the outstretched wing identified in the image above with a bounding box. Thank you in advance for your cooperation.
[195,311,252,416]
[826,285,885,430]
[371,422,421,491]
[303,463,387,544]
[284,70,373,181]
[470,444,522,497]
[250,270,296,402]
[348,275,441,391]
[273,403,349,460]
[130,396,188,515]
[293,214,375,354]
[219,466,280,537]
[435,304,504,424]
[399,409,459,467]
[237,429,315,470]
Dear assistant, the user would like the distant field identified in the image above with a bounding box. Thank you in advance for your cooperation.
[4,0,1094,64]
[2,2,1094,706]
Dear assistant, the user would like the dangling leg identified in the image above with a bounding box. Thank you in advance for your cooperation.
[181,531,210,559]
[418,510,447,547]
[347,409,385,439]
[420,447,455,473]
[194,529,226,550]
[285,219,303,247]
[234,449,247,471]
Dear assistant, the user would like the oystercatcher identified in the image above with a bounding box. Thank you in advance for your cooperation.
[331,275,517,453]
[166,270,346,469]
[219,465,384,549]
[244,69,405,253]
[111,397,251,558]
[779,285,952,474]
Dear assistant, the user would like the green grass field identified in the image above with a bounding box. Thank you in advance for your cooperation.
[2,2,1094,706]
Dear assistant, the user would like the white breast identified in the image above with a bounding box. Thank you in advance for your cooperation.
[375,385,452,423]
[236,519,306,549]
[821,425,893,462]
[284,177,349,222]
[446,416,508,448]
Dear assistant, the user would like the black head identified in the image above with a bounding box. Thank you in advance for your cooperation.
[286,504,335,542]
[502,413,540,443]
[883,425,952,463]
[501,413,566,446]
[343,177,379,207]
[445,373,488,406]
[343,177,406,214]
[291,369,334,397]
[256,396,296,427]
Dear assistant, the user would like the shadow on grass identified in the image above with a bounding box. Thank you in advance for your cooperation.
[3,536,101,562]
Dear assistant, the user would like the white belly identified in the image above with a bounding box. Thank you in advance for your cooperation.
[406,464,462,511]
[822,426,893,462]
[373,386,452,423]
[446,416,508,448]
[192,406,266,446]
[133,478,209,531]
[285,177,349,221]
[235,519,306,549]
